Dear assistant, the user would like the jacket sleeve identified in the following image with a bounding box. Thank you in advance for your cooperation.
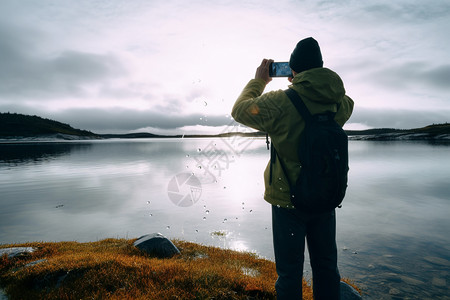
[231,79,283,132]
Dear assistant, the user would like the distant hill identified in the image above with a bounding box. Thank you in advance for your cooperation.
[346,123,450,140]
[0,112,97,138]
[0,112,448,141]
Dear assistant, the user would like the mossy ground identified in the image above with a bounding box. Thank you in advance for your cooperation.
[1,238,360,299]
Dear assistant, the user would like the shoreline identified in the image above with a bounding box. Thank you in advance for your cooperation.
[1,131,449,143]
[0,237,361,299]
[2,112,448,143]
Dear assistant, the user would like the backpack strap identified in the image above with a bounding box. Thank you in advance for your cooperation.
[269,140,275,185]
[285,88,339,123]
[269,89,341,191]
[284,88,312,123]
[269,89,307,187]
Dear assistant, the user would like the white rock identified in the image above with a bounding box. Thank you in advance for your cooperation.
[0,247,35,258]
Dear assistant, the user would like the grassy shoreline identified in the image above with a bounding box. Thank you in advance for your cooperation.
[1,238,360,299]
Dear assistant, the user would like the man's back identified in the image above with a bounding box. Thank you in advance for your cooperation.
[232,67,354,208]
[231,37,354,299]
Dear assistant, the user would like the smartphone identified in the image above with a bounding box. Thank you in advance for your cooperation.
[269,62,292,77]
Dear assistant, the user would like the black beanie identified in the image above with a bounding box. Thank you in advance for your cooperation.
[289,37,323,73]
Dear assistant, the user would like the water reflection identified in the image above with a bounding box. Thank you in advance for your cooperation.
[0,139,449,299]
[0,142,92,165]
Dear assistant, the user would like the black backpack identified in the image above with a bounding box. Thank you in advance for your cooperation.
[270,88,349,212]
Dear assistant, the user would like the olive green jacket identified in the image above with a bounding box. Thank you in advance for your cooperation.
[231,67,354,208]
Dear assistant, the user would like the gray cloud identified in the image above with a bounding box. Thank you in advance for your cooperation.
[0,20,125,100]
[0,103,230,133]
[422,65,450,89]
[349,106,450,129]
[365,62,450,91]
[362,2,450,22]
[54,108,230,132]
[2,102,447,134]
[0,0,448,134]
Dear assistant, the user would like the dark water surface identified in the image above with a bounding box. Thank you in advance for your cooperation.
[1,138,449,299]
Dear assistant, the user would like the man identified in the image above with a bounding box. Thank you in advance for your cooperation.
[231,37,354,299]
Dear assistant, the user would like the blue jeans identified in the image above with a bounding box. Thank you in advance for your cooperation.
[272,205,340,300]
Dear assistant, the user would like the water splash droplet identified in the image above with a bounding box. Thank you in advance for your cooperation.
[197,148,202,152]
[205,210,210,214]
[186,154,190,158]
[166,226,171,229]
[147,201,151,204]
[249,209,253,213]
[203,217,206,220]
[223,218,228,223]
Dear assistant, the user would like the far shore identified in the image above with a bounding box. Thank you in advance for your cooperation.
[1,112,448,142]
[0,131,449,143]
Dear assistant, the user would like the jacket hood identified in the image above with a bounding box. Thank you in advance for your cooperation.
[290,67,346,104]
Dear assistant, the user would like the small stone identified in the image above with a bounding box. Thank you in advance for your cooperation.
[389,288,401,295]
[399,275,424,286]
[431,277,446,287]
[0,247,35,258]
[241,267,260,277]
[384,273,402,283]
[340,281,362,300]
[133,233,180,258]
[25,259,47,267]
[378,262,403,272]
[424,256,450,267]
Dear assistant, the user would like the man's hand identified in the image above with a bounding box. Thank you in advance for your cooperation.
[255,58,274,85]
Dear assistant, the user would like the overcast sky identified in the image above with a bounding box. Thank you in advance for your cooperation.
[1,0,449,134]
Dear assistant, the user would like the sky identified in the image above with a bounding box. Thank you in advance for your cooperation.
[1,0,449,135]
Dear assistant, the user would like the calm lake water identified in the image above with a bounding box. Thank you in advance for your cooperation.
[0,138,449,299]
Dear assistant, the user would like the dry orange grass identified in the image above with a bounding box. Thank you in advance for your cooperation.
[0,238,358,299]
